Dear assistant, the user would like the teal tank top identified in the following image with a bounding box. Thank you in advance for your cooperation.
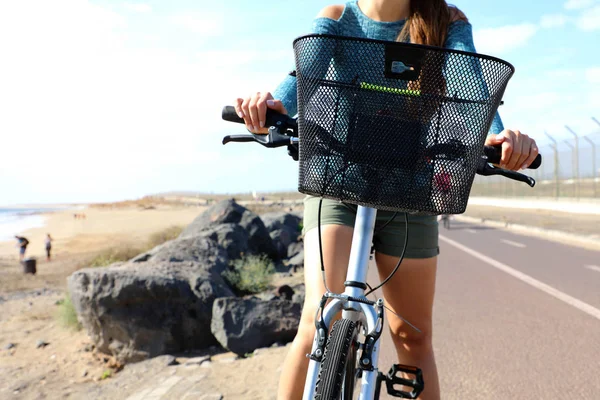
[273,0,504,134]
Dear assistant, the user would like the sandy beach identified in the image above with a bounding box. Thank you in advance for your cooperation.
[0,198,302,399]
[0,201,211,398]
[0,204,205,293]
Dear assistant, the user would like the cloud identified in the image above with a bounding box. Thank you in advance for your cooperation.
[124,3,152,13]
[539,14,569,28]
[585,67,600,83]
[0,0,291,204]
[511,92,563,111]
[169,12,225,36]
[564,0,597,10]
[577,5,600,30]
[473,23,538,55]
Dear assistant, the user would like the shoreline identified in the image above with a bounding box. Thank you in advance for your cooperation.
[0,212,53,242]
[0,204,83,243]
[0,204,203,263]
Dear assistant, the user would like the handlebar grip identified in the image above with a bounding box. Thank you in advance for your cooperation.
[221,105,296,132]
[483,145,542,169]
[222,106,245,124]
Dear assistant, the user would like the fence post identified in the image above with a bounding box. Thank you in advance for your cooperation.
[590,117,600,198]
[544,131,559,199]
[564,140,575,199]
[565,126,580,199]
[582,137,597,198]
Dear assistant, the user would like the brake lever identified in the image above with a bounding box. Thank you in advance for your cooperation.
[222,135,254,145]
[476,157,536,187]
[222,126,295,148]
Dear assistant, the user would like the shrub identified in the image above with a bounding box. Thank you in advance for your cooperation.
[223,254,275,295]
[56,293,82,331]
[100,370,112,380]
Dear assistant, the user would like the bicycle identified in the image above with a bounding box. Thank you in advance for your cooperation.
[221,34,542,399]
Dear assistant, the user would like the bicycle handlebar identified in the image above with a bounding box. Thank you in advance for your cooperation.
[220,104,542,185]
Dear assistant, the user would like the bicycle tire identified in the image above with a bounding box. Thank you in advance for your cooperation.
[314,319,360,400]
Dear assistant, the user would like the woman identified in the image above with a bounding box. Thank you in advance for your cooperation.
[234,1,538,399]
[15,235,29,261]
[45,234,53,261]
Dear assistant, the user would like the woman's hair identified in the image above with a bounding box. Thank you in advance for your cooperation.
[397,1,466,47]
[397,1,468,108]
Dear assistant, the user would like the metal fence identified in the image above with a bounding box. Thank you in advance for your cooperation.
[470,117,600,199]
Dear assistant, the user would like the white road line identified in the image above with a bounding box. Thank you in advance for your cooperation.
[501,239,526,248]
[440,235,600,321]
[585,265,600,273]
[466,229,477,234]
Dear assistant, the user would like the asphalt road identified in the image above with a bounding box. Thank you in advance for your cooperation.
[369,219,600,400]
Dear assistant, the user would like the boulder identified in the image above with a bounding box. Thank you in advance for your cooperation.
[285,250,305,272]
[200,224,250,261]
[132,234,229,273]
[180,200,278,259]
[261,212,302,238]
[287,241,304,259]
[211,297,301,356]
[261,212,302,259]
[68,260,234,363]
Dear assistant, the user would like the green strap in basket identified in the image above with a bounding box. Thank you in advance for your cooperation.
[360,82,421,96]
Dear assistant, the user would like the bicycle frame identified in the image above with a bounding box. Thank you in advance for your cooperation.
[303,205,383,400]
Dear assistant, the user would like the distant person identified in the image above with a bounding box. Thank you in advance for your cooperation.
[45,234,53,261]
[15,235,29,261]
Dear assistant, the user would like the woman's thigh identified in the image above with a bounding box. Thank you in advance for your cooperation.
[299,224,354,334]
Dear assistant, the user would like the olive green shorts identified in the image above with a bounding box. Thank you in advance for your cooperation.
[303,196,439,259]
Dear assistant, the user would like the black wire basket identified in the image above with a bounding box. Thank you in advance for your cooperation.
[293,34,514,214]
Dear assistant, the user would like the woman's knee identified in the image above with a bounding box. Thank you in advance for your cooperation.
[389,323,434,355]
[294,304,318,347]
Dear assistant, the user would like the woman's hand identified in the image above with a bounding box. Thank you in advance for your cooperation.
[234,91,288,134]
[485,129,539,170]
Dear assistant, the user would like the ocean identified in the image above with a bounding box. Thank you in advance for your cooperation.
[0,208,57,241]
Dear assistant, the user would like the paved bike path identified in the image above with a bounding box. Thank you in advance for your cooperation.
[370,220,600,399]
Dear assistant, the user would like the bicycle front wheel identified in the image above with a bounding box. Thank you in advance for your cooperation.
[315,319,361,400]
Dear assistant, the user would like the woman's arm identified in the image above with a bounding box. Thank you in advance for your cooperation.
[236,6,342,131]
[272,6,342,117]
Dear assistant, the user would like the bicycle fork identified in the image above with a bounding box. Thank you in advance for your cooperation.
[303,206,383,399]
[302,205,425,399]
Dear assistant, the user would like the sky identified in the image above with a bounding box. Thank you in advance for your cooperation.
[1,0,599,205]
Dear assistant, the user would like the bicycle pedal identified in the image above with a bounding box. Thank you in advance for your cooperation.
[383,364,424,399]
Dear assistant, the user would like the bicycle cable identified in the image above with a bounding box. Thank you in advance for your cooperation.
[364,281,421,333]
[364,212,408,296]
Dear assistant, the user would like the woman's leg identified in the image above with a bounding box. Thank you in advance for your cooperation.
[375,254,440,400]
[277,224,354,400]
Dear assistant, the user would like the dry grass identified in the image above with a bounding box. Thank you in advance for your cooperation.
[146,226,183,248]
[87,225,183,267]
[90,196,190,210]
[89,192,305,210]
